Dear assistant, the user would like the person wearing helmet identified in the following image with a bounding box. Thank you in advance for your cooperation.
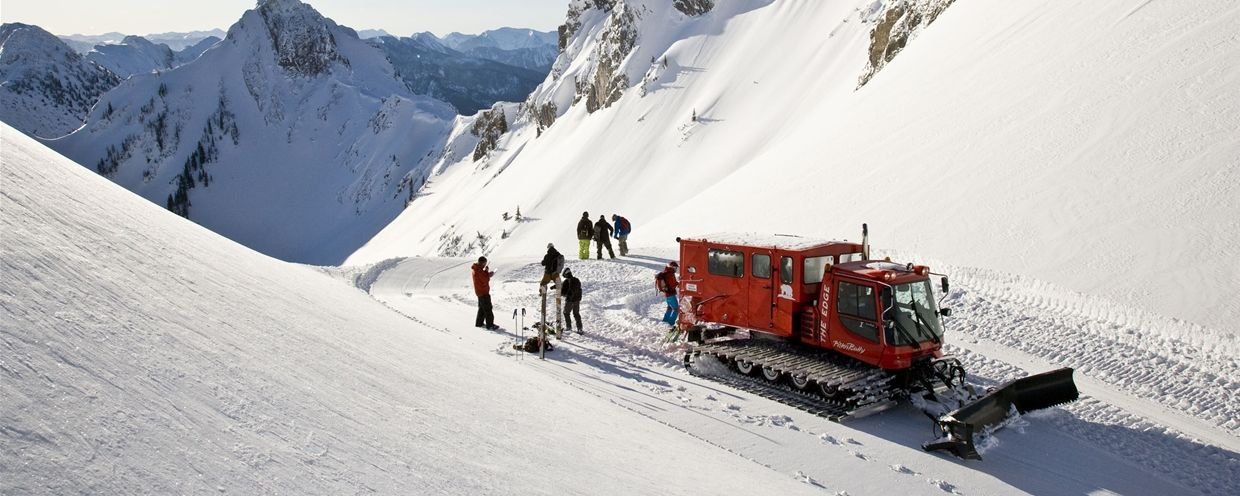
[539,243,564,294]
[471,256,497,330]
[561,267,584,334]
[658,261,680,327]
[575,212,593,260]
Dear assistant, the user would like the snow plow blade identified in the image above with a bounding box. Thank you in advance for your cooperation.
[923,367,1079,460]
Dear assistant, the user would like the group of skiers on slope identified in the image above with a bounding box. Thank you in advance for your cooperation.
[470,211,681,339]
[576,212,631,260]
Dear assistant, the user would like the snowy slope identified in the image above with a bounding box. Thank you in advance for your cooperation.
[44,0,457,265]
[350,0,1240,336]
[0,123,829,495]
[357,251,1239,495]
[0,23,120,138]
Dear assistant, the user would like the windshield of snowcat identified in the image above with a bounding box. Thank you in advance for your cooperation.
[883,280,943,346]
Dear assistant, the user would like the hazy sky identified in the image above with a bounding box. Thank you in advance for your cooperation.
[0,0,568,37]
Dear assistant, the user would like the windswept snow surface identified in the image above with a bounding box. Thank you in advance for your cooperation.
[0,125,826,495]
[350,0,1240,338]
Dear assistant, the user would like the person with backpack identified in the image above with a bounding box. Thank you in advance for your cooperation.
[575,212,593,260]
[593,215,616,260]
[657,261,680,326]
[611,214,631,256]
[471,256,498,330]
[561,268,584,334]
[539,243,564,294]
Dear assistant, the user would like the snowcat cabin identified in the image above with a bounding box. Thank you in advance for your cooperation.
[822,261,947,370]
[676,235,863,339]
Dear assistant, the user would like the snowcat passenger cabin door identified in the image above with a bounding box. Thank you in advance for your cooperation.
[747,251,775,333]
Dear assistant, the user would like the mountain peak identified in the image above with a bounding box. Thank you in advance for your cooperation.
[246,0,347,76]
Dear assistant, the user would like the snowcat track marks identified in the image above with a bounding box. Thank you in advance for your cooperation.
[685,340,901,421]
[923,367,1080,460]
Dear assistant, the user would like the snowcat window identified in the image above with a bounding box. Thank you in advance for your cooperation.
[707,249,744,277]
[780,257,793,284]
[837,281,879,342]
[837,281,877,321]
[752,254,771,278]
[882,281,944,346]
[803,256,832,284]
[840,252,863,263]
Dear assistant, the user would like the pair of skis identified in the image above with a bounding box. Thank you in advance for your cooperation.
[538,282,564,359]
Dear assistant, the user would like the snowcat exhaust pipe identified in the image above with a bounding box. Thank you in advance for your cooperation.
[923,367,1079,460]
[861,223,870,260]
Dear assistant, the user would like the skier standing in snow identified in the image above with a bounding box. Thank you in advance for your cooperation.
[593,215,616,260]
[472,256,498,330]
[576,212,593,260]
[561,268,584,334]
[611,214,631,256]
[658,261,680,327]
[540,243,564,293]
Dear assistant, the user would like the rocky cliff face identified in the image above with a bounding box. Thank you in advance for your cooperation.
[858,0,956,87]
[256,0,347,76]
[0,23,120,138]
[673,0,715,16]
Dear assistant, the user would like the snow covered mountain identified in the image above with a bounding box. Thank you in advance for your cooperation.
[371,33,546,114]
[441,27,559,72]
[44,0,457,265]
[351,0,1240,337]
[0,23,120,138]
[83,35,222,78]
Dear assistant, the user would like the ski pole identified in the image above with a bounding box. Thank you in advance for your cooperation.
[513,308,519,360]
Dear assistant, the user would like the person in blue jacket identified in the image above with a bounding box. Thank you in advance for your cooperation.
[611,214,631,256]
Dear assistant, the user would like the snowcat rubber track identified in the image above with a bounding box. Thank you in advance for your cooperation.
[922,367,1079,460]
[685,340,901,421]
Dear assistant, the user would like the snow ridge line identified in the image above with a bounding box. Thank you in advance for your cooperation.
[945,266,1240,440]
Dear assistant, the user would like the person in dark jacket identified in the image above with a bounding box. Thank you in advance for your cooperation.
[539,243,563,295]
[611,214,631,256]
[593,215,615,260]
[471,256,497,330]
[561,268,583,334]
[575,212,593,260]
[658,261,679,326]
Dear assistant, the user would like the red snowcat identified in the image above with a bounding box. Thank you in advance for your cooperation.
[675,225,1078,459]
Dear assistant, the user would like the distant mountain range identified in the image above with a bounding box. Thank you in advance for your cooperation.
[369,32,547,114]
[31,0,461,264]
[61,29,227,52]
[84,35,222,77]
[0,0,559,262]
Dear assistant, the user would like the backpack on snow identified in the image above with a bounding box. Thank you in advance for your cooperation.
[516,336,553,353]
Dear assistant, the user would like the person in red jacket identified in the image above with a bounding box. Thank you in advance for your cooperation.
[472,256,497,330]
